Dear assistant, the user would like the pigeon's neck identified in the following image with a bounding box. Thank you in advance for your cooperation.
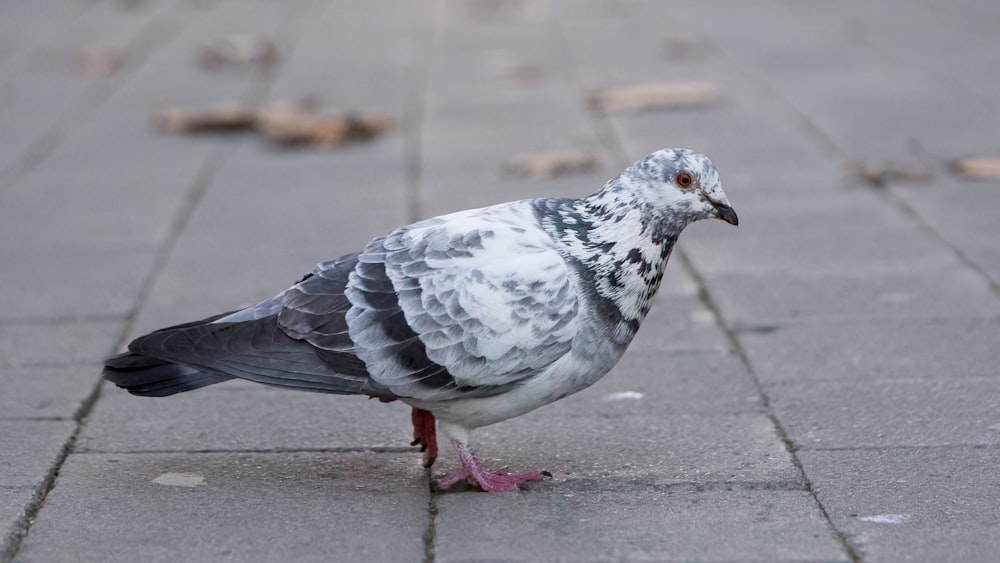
[534,187,686,335]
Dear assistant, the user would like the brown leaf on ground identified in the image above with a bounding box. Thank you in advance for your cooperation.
[504,149,601,179]
[951,158,1000,179]
[152,101,257,133]
[853,161,934,188]
[152,100,393,147]
[199,34,279,70]
[256,103,393,146]
[588,81,719,114]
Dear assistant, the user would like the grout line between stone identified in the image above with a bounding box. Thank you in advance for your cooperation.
[678,252,863,563]
[0,314,127,326]
[409,2,441,561]
[0,411,81,563]
[876,188,1000,298]
[805,443,1000,453]
[0,417,72,423]
[0,143,233,563]
[549,9,863,560]
[423,491,439,563]
[74,446,419,456]
[0,2,335,561]
[0,10,196,563]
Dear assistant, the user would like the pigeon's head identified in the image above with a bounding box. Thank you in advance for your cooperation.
[627,148,738,226]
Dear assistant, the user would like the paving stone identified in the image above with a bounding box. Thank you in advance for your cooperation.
[605,347,763,414]
[126,143,410,339]
[863,0,1000,104]
[738,317,1000,384]
[0,0,316,248]
[0,3,89,68]
[0,1,171,176]
[0,487,34,558]
[0,420,76,551]
[82,381,417,454]
[436,484,847,562]
[420,10,601,214]
[0,136,216,247]
[889,180,1000,287]
[800,446,1000,563]
[0,420,75,487]
[266,1,410,110]
[5,1,1000,562]
[0,240,156,321]
[662,0,1000,163]
[16,451,428,563]
[0,320,122,367]
[178,139,409,257]
[446,407,795,489]
[694,265,1000,325]
[770,376,1000,450]
[682,189,957,276]
[0,365,99,420]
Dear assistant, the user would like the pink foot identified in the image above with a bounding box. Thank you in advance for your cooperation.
[410,408,438,468]
[433,440,551,493]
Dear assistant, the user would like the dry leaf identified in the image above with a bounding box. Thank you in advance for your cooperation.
[153,99,393,147]
[853,161,933,187]
[199,34,279,70]
[504,149,601,178]
[951,158,1000,179]
[257,104,393,146]
[153,101,256,133]
[588,81,719,114]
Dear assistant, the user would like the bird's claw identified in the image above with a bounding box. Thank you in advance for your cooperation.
[433,466,547,493]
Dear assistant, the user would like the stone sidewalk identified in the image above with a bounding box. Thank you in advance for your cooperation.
[2,0,999,561]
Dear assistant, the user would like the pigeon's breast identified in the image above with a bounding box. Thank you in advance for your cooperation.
[403,339,627,428]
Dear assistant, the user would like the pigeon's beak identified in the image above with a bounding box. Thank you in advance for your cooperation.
[712,202,739,226]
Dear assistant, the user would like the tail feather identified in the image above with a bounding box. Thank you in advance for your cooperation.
[104,351,233,397]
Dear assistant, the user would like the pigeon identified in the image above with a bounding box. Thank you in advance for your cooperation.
[104,148,737,492]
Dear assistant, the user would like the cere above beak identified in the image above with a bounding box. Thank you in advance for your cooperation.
[713,203,739,226]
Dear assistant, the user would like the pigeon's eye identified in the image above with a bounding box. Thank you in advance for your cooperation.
[675,171,694,188]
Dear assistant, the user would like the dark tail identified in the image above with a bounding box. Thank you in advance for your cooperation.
[103,352,234,397]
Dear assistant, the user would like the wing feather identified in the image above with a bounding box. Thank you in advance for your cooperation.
[346,202,579,400]
[112,202,579,405]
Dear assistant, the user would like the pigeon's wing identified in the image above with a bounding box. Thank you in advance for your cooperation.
[122,253,392,397]
[115,203,578,403]
[346,204,581,401]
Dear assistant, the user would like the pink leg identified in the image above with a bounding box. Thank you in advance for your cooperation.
[434,440,551,492]
[410,408,438,468]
